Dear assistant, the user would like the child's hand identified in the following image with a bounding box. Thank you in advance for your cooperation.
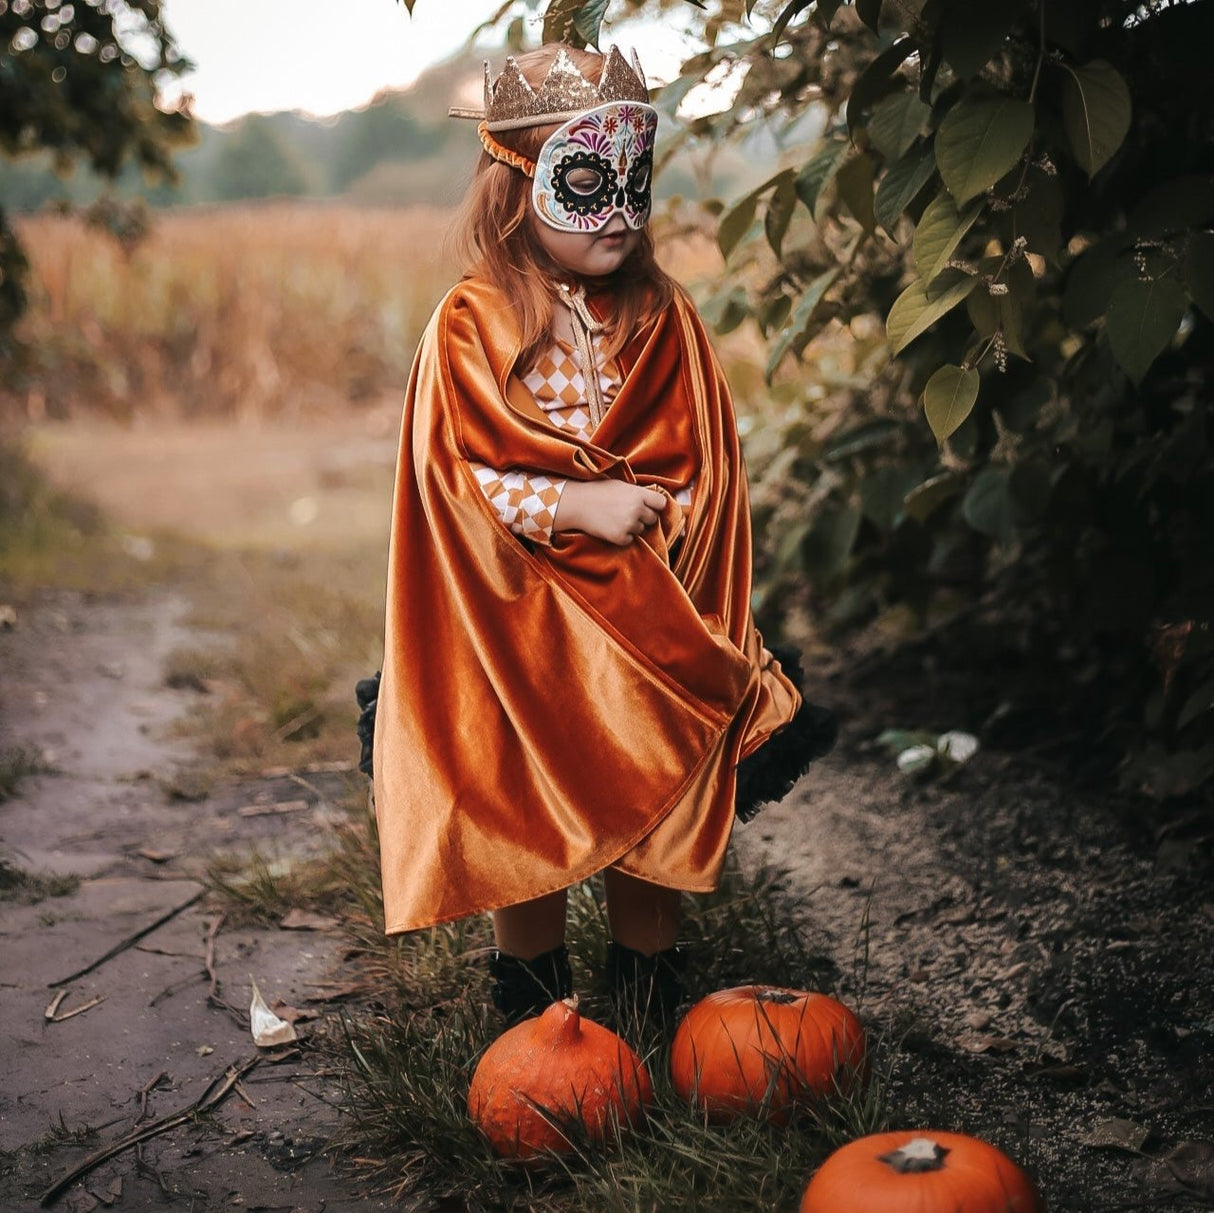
[555,481,668,546]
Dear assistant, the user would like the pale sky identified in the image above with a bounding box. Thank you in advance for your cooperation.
[159,0,693,125]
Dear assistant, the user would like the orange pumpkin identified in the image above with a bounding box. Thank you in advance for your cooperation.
[800,1131,1045,1212]
[669,985,866,1124]
[467,997,653,1159]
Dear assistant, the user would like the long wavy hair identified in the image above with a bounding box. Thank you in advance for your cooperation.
[450,44,675,373]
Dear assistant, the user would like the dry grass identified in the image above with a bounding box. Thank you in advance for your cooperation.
[206,791,890,1212]
[8,203,458,423]
[6,201,782,427]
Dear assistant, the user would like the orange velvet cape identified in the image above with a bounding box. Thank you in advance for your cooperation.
[373,278,800,935]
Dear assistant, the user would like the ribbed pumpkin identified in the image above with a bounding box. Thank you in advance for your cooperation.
[669,985,865,1124]
[801,1131,1045,1212]
[467,997,654,1159]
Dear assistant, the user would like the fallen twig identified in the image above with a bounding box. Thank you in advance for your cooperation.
[203,913,223,1002]
[48,889,205,988]
[236,798,310,818]
[39,1055,260,1207]
[136,1071,169,1122]
[44,991,106,1023]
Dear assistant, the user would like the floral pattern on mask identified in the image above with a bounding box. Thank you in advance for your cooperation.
[532,102,658,234]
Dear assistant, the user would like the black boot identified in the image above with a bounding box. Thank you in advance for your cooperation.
[606,941,686,1034]
[488,944,573,1026]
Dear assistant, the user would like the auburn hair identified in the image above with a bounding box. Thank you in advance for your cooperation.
[450,44,675,373]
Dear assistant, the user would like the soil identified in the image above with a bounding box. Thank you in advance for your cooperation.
[2,418,1212,1212]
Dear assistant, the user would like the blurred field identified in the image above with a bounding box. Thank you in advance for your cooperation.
[8,203,459,423]
[6,202,747,424]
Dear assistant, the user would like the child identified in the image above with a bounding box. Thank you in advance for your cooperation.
[372,43,825,1028]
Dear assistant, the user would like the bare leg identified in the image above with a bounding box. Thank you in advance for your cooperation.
[491,889,568,959]
[603,867,682,955]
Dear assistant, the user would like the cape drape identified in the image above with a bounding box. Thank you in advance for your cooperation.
[373,278,800,935]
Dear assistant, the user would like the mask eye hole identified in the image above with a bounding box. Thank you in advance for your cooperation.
[565,166,605,196]
[552,151,616,216]
[626,153,653,206]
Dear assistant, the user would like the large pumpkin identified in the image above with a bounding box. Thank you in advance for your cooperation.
[801,1131,1045,1212]
[467,997,653,1159]
[669,985,865,1124]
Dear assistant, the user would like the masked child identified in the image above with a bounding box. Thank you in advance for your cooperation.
[372,43,831,1029]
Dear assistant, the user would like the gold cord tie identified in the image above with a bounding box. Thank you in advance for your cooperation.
[557,283,607,429]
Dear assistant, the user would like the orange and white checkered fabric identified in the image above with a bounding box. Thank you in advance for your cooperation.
[471,335,694,544]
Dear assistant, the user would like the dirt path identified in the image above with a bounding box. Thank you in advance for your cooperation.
[0,589,386,1212]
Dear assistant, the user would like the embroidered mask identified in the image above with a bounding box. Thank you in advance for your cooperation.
[532,102,658,234]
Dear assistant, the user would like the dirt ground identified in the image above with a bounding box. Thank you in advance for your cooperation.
[2,418,1212,1212]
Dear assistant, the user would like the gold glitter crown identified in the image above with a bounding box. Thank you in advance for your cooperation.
[449,46,649,132]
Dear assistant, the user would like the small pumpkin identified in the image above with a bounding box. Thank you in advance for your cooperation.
[467,997,653,1159]
[669,985,865,1124]
[800,1131,1044,1212]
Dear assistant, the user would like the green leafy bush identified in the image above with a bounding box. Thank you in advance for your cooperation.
[652,0,1213,796]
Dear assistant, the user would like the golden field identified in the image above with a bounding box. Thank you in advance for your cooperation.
[8,203,461,423]
[6,201,745,425]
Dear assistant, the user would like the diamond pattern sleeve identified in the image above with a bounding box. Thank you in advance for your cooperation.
[470,462,567,545]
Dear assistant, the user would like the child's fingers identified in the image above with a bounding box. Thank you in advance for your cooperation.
[641,487,668,509]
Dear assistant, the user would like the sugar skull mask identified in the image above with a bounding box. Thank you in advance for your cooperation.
[532,102,658,234]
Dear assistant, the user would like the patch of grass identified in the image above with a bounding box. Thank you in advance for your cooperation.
[0,854,79,903]
[0,743,45,802]
[0,438,195,600]
[310,809,886,1212]
[207,786,897,1210]
[205,781,387,928]
[165,545,384,775]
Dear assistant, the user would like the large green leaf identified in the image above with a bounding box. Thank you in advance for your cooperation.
[835,153,877,233]
[1063,239,1134,329]
[1105,275,1189,385]
[771,0,814,44]
[701,286,751,335]
[718,169,794,260]
[821,419,901,463]
[962,466,1016,540]
[846,37,916,138]
[941,1,1026,79]
[913,192,982,285]
[868,91,931,162]
[795,141,849,215]
[542,0,589,47]
[718,194,759,261]
[904,471,964,522]
[886,273,978,354]
[572,0,610,46]
[1187,231,1214,323]
[861,465,924,533]
[856,0,882,33]
[1061,60,1132,178]
[766,268,840,378]
[874,139,937,233]
[1007,167,1065,263]
[966,260,1034,359]
[765,175,797,258]
[935,95,1035,205]
[804,502,862,581]
[923,363,980,445]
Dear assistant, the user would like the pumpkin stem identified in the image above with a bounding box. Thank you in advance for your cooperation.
[878,1137,950,1173]
[756,989,801,1005]
[540,995,583,1042]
